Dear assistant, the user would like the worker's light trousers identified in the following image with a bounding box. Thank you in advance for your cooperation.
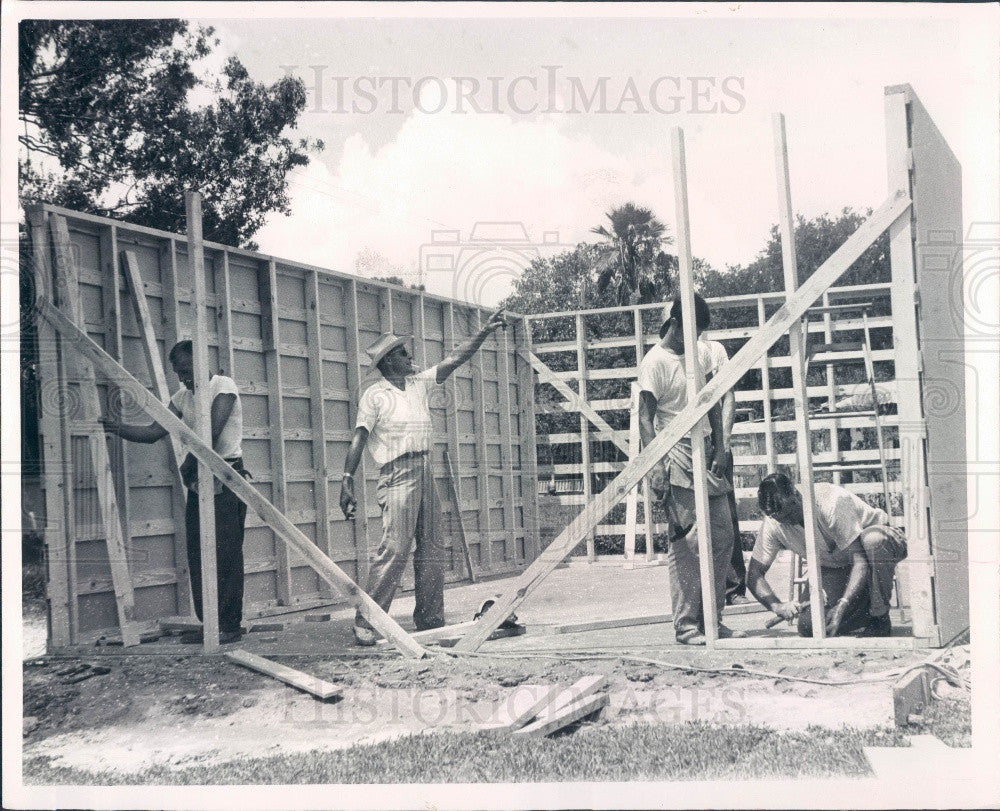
[355,451,445,632]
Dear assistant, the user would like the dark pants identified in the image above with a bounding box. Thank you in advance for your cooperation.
[720,450,747,600]
[184,459,248,634]
[797,526,907,637]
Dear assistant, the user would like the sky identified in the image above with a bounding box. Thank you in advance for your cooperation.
[193,12,965,304]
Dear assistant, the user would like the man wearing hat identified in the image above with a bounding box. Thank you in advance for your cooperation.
[637,294,744,645]
[340,308,507,645]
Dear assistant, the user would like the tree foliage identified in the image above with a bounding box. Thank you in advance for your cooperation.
[695,208,890,300]
[19,20,322,248]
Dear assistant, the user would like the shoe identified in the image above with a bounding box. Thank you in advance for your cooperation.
[727,594,751,606]
[179,630,204,644]
[353,624,377,647]
[677,632,707,646]
[717,624,747,639]
[854,614,892,637]
[219,630,243,644]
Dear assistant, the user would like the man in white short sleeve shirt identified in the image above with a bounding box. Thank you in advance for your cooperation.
[101,340,248,644]
[747,473,907,637]
[340,309,506,645]
[637,294,741,645]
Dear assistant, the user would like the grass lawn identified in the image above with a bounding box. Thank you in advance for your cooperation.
[25,722,911,785]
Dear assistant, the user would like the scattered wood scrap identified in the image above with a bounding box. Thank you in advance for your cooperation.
[159,616,203,634]
[893,667,933,726]
[248,621,286,633]
[375,621,477,646]
[226,650,342,701]
[434,625,526,648]
[513,693,609,738]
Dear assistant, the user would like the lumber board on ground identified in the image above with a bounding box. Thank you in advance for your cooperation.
[513,692,609,737]
[504,685,565,731]
[375,620,477,645]
[50,215,142,648]
[533,675,607,722]
[454,190,910,653]
[38,299,427,660]
[226,649,342,700]
[158,616,203,632]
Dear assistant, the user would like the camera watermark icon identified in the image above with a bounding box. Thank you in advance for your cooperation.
[420,222,573,307]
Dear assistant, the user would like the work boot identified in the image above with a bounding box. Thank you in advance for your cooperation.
[353,625,377,647]
[717,624,747,639]
[676,631,706,646]
[854,613,892,637]
[219,630,243,644]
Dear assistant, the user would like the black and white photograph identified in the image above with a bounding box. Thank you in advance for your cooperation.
[2,2,998,809]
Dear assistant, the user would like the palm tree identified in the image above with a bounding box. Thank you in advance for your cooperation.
[591,203,671,305]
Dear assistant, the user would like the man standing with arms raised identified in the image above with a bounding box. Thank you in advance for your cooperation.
[340,309,507,645]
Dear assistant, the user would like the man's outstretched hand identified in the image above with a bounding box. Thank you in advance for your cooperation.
[485,307,507,331]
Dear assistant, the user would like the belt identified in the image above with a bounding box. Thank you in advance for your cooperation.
[382,450,428,471]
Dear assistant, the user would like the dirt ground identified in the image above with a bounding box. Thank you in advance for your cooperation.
[21,561,968,778]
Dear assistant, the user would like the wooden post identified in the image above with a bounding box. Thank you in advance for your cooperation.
[441,303,468,573]
[215,251,236,378]
[671,127,719,645]
[467,309,494,570]
[575,313,596,562]
[494,315,519,563]
[634,309,654,562]
[305,270,333,592]
[624,383,640,561]
[185,192,220,652]
[819,293,843,485]
[49,215,141,647]
[454,190,910,651]
[120,249,194,618]
[516,316,542,560]
[344,280,371,586]
[757,297,778,474]
[258,258,293,608]
[28,209,74,645]
[773,114,826,640]
[39,299,427,659]
[99,226,132,562]
[159,239,194,615]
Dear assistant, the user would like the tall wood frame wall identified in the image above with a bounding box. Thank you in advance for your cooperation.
[29,205,540,645]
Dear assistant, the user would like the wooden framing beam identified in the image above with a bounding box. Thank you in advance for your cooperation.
[467,308,494,570]
[185,193,221,653]
[38,298,427,659]
[344,279,372,587]
[773,114,826,641]
[672,126,720,645]
[493,314,519,564]
[305,269,333,595]
[28,209,74,645]
[258,258,293,607]
[158,238,194,615]
[454,189,910,652]
[120,249,195,619]
[575,314,596,562]
[514,317,542,560]
[521,350,629,454]
[513,692,608,738]
[49,214,142,647]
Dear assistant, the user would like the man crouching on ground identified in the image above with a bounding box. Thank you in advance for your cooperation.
[340,309,507,645]
[747,473,907,637]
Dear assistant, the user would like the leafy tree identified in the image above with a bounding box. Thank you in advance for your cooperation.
[591,203,673,305]
[19,20,322,248]
[695,208,890,300]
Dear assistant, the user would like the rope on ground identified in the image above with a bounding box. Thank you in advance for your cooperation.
[432,644,971,691]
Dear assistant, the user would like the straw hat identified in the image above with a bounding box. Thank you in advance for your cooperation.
[365,334,408,369]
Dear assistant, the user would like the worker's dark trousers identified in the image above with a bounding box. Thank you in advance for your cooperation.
[720,450,747,601]
[184,460,248,634]
[797,526,908,637]
[355,451,445,633]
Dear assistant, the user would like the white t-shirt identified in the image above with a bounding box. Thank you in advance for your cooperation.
[751,482,889,569]
[637,342,729,493]
[170,375,243,459]
[702,339,729,377]
[637,342,714,439]
[356,367,440,468]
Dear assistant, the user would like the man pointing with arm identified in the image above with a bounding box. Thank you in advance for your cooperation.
[340,308,507,645]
